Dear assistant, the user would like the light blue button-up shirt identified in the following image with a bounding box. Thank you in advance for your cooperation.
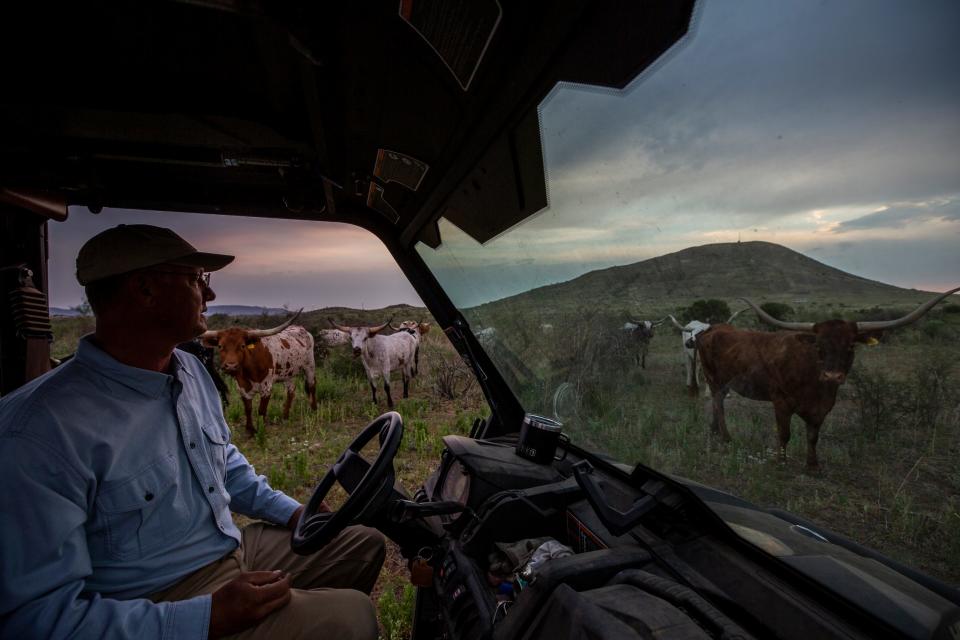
[0,336,300,639]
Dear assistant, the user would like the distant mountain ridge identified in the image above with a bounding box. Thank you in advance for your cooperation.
[475,241,937,312]
[206,305,288,316]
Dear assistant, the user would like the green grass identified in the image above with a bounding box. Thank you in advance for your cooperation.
[507,311,960,584]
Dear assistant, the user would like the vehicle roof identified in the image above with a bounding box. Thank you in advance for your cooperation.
[0,1,693,247]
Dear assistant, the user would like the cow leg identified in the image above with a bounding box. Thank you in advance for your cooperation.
[242,396,255,435]
[258,394,271,425]
[804,421,822,474]
[685,356,697,396]
[305,366,317,411]
[369,379,378,404]
[383,381,394,408]
[640,348,646,369]
[709,387,732,442]
[773,402,793,463]
[281,382,295,420]
[414,345,420,377]
[402,370,410,399]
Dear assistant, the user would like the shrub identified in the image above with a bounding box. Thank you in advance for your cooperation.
[847,364,905,435]
[921,320,950,341]
[943,303,960,314]
[909,353,954,427]
[681,299,731,324]
[430,355,475,400]
[759,302,794,320]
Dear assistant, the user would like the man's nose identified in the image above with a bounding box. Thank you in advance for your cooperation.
[204,286,217,302]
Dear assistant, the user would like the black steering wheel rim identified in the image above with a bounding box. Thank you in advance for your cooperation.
[291,411,403,555]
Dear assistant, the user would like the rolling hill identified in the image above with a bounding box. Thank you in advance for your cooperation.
[472,241,940,315]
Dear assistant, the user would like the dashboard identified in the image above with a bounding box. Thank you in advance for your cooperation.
[407,435,960,640]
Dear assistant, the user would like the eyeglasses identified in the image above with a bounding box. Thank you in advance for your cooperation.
[149,269,211,289]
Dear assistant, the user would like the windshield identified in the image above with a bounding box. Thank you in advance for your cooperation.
[418,0,960,583]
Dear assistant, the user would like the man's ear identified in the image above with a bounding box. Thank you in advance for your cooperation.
[794,333,817,345]
[130,273,155,306]
[856,331,883,346]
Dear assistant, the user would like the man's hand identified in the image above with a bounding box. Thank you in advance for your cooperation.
[285,501,331,530]
[208,571,291,639]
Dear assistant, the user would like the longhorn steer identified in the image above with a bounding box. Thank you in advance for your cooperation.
[668,309,744,395]
[330,318,417,408]
[201,310,317,435]
[622,317,665,368]
[391,320,431,376]
[317,328,350,347]
[696,288,959,471]
[314,328,350,364]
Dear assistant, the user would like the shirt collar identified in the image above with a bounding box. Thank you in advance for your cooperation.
[75,335,192,398]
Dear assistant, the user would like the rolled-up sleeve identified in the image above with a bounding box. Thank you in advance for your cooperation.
[223,443,300,525]
[0,435,209,640]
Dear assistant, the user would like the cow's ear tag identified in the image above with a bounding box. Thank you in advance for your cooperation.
[247,344,256,350]
[865,337,879,346]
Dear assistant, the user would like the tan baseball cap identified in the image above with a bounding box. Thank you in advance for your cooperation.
[76,224,235,285]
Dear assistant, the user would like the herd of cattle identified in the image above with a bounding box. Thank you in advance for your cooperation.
[184,286,957,470]
[187,311,430,435]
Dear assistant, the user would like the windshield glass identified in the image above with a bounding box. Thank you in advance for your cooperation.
[418,0,960,583]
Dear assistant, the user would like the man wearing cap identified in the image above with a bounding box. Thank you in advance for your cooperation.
[0,225,385,639]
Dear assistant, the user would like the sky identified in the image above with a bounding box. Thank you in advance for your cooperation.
[49,0,959,311]
[48,211,422,310]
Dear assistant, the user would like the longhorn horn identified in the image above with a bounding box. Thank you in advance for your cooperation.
[390,323,403,331]
[652,316,668,327]
[368,316,394,335]
[328,317,351,333]
[246,308,303,338]
[740,298,814,331]
[856,286,960,332]
[726,308,747,324]
[667,315,685,330]
[199,329,220,341]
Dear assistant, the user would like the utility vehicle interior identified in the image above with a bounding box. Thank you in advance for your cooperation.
[1,2,958,639]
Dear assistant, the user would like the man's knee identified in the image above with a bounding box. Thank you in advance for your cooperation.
[345,526,386,594]
[356,526,387,565]
[271,589,377,640]
[329,589,378,640]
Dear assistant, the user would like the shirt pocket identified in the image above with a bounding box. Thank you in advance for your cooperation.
[200,422,229,480]
[95,454,188,561]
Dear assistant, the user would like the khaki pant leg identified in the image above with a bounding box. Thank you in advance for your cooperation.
[240,523,386,595]
[225,588,378,640]
[149,549,243,602]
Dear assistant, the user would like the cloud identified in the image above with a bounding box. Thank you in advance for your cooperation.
[530,0,960,234]
[831,199,960,233]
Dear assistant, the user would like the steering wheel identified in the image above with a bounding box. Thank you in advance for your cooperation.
[291,411,403,555]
